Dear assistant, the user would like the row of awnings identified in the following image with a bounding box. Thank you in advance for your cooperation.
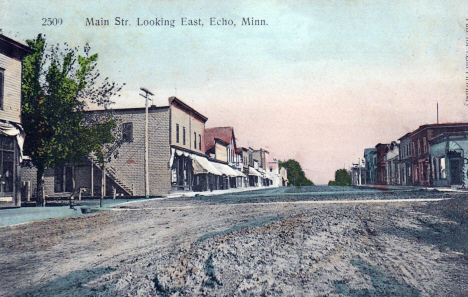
[170,148,274,180]
[172,149,246,178]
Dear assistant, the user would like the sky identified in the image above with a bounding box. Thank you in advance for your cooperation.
[2,0,468,184]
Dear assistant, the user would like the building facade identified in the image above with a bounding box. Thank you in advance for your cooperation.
[410,123,468,186]
[0,35,31,208]
[363,148,377,184]
[430,133,468,187]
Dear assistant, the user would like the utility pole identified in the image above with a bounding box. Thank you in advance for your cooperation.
[437,102,439,124]
[140,87,154,199]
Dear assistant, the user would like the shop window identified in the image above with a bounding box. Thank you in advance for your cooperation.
[0,136,15,194]
[122,122,133,142]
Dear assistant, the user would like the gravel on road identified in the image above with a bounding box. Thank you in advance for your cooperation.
[1,186,467,296]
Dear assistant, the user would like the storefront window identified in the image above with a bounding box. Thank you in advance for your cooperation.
[440,158,446,179]
[0,135,15,194]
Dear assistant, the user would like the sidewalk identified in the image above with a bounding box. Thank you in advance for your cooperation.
[0,198,142,228]
[356,184,468,193]
[0,186,277,227]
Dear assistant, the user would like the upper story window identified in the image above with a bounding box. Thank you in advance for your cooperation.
[176,124,179,143]
[183,127,186,145]
[423,137,427,153]
[0,69,4,110]
[417,140,421,155]
[194,132,196,149]
[198,134,201,150]
[122,122,133,142]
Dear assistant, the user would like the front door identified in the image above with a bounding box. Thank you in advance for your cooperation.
[450,159,461,185]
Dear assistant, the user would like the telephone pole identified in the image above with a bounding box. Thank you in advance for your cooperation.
[140,87,154,198]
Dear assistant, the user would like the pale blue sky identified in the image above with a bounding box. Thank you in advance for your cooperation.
[2,0,467,184]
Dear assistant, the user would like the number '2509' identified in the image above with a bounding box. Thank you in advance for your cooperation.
[42,18,63,26]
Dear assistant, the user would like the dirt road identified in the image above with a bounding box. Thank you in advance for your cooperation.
[1,186,467,296]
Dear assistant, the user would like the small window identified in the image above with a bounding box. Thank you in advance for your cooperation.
[176,124,179,143]
[198,134,201,150]
[122,122,133,142]
[183,127,186,145]
[0,69,4,109]
[194,132,196,149]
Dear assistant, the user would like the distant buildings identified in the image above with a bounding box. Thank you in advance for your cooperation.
[358,123,468,188]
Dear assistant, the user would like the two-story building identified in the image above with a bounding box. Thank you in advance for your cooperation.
[204,126,246,188]
[410,123,468,186]
[363,148,377,185]
[375,143,389,185]
[0,35,31,208]
[386,141,400,185]
[398,133,412,186]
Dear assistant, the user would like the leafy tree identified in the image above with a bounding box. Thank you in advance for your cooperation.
[329,169,352,186]
[279,159,314,186]
[22,34,124,206]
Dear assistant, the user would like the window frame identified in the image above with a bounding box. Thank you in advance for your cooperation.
[176,124,180,143]
[122,122,133,143]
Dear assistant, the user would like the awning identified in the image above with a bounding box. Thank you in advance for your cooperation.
[211,162,237,177]
[169,148,192,168]
[233,168,246,178]
[0,121,25,161]
[170,148,246,177]
[192,155,222,175]
[248,167,263,177]
[258,168,273,180]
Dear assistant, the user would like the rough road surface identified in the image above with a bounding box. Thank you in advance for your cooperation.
[1,186,468,296]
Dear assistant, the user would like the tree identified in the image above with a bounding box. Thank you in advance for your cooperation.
[329,169,352,186]
[22,34,124,206]
[278,159,314,186]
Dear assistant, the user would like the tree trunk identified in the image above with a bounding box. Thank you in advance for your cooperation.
[36,164,45,207]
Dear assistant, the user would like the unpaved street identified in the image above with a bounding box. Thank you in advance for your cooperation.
[1,186,468,296]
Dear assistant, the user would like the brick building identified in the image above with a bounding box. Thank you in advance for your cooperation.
[410,123,468,186]
[23,104,172,198]
[375,143,389,185]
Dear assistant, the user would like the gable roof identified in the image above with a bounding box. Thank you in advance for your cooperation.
[0,34,33,60]
[169,96,207,123]
[205,127,235,152]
